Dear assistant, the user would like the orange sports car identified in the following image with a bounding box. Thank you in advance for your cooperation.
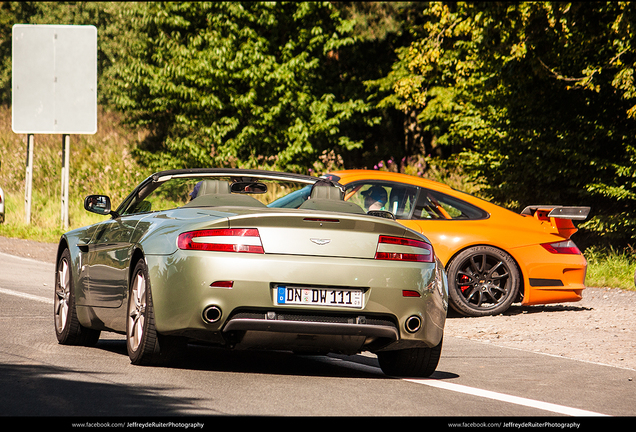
[320,170,590,317]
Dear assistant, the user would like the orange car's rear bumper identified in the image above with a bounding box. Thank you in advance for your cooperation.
[511,245,587,306]
[522,284,584,306]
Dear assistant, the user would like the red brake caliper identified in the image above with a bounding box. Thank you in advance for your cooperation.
[459,275,470,292]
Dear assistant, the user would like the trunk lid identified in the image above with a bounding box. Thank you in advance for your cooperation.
[226,209,422,259]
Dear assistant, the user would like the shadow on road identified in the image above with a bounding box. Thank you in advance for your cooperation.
[0,362,206,416]
[446,303,592,319]
[90,339,459,382]
[94,338,387,378]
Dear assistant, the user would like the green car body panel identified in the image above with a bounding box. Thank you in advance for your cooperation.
[55,169,448,375]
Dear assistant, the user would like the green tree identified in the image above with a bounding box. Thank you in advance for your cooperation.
[378,2,636,246]
[341,1,443,169]
[108,1,376,173]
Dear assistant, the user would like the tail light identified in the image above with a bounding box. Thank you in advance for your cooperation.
[178,228,264,254]
[375,235,435,263]
[210,281,234,288]
[541,240,581,255]
[303,217,340,223]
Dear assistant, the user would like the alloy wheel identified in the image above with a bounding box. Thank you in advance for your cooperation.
[457,253,509,307]
[128,270,147,352]
[54,257,71,332]
[448,246,520,316]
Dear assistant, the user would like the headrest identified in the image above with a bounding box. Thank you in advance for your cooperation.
[193,180,231,198]
[310,185,344,200]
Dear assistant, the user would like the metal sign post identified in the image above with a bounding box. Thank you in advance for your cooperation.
[60,134,70,228]
[24,134,34,224]
[12,24,97,228]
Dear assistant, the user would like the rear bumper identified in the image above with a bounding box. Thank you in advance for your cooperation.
[145,250,448,353]
[223,313,399,340]
[510,244,587,306]
[222,310,400,353]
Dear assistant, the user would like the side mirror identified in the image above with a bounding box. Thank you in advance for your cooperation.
[84,195,112,216]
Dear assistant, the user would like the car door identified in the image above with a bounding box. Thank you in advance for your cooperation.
[83,216,143,308]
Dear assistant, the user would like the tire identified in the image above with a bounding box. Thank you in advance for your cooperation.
[54,248,101,346]
[126,259,185,365]
[447,246,520,317]
[377,338,443,377]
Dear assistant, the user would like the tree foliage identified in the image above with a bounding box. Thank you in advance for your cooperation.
[107,2,375,173]
[335,2,435,168]
[381,2,636,245]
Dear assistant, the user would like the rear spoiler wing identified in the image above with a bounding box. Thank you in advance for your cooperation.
[520,205,591,221]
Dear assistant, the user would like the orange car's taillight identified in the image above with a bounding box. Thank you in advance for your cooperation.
[375,235,435,263]
[178,228,264,254]
[541,240,581,255]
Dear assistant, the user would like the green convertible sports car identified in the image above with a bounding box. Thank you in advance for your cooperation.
[55,169,448,377]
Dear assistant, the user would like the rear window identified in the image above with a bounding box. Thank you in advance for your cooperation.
[413,189,488,220]
[343,181,488,221]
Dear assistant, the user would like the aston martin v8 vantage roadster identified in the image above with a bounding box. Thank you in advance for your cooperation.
[55,169,448,377]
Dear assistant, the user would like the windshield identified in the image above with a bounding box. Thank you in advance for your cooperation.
[119,174,314,216]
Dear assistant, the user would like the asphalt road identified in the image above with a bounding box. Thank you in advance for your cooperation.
[0,251,633,425]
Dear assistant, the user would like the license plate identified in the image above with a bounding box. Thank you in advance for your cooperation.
[276,286,363,308]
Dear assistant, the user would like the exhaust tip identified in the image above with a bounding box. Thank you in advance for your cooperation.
[405,315,422,333]
[203,305,222,324]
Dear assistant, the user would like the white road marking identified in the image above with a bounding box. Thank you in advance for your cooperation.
[0,251,54,264]
[320,356,609,417]
[404,378,609,417]
[0,287,53,304]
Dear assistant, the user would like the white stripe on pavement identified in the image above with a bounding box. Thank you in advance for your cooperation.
[404,378,609,417]
[0,287,53,304]
[318,356,609,417]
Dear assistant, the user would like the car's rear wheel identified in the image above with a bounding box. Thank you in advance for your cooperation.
[377,338,443,377]
[126,259,185,365]
[54,248,100,346]
[447,246,520,317]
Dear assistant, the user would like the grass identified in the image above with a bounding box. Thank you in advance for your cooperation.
[584,246,636,291]
[0,105,634,290]
[0,105,152,242]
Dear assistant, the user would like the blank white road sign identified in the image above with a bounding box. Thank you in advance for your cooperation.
[12,24,97,134]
